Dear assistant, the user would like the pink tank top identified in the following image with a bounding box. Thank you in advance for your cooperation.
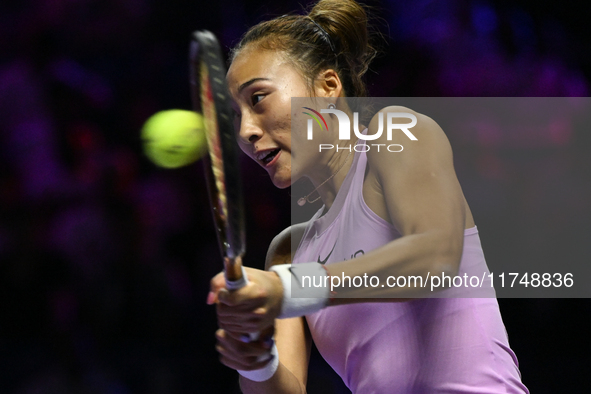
[293,147,529,393]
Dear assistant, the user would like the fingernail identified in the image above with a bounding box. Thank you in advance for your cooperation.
[239,334,251,343]
[206,292,215,305]
[263,337,274,348]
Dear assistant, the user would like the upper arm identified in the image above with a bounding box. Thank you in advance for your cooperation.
[366,106,466,261]
[265,222,309,270]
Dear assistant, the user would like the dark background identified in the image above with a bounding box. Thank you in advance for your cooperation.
[1,0,590,392]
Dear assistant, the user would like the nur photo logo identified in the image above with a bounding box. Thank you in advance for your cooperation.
[302,107,418,152]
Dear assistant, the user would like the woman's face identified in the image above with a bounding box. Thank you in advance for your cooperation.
[227,46,325,188]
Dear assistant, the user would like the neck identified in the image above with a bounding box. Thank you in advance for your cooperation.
[308,138,357,209]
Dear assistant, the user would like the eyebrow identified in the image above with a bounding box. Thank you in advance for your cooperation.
[238,77,271,93]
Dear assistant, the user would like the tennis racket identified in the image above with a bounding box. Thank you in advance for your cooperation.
[190,31,262,342]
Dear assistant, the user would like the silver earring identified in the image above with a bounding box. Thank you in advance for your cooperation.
[327,103,336,109]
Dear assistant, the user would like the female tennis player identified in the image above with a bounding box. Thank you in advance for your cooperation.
[208,0,529,392]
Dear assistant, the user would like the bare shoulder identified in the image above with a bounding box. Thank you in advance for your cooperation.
[265,222,309,270]
[365,105,454,174]
[361,105,467,232]
[369,105,451,144]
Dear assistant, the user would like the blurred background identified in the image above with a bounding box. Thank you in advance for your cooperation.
[1,0,590,393]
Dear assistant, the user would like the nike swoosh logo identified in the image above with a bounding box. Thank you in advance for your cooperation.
[317,242,337,265]
[288,266,303,287]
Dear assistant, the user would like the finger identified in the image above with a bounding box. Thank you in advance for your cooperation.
[217,313,275,334]
[210,271,226,292]
[217,288,233,305]
[216,297,271,315]
[223,329,263,343]
[206,291,216,305]
[208,271,227,304]
[259,325,275,347]
[217,315,270,333]
[216,302,267,318]
[217,320,253,333]
[216,305,258,330]
[216,341,264,370]
[218,353,275,371]
[216,341,272,366]
[218,287,267,307]
[216,337,275,371]
[216,329,272,355]
[216,330,274,360]
[224,327,275,348]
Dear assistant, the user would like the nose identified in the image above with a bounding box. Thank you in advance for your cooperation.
[237,114,263,145]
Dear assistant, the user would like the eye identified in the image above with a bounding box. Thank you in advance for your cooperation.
[251,94,265,106]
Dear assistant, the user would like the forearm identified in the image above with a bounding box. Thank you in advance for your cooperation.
[326,229,463,300]
[239,362,306,394]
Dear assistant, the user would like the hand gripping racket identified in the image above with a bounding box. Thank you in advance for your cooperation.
[190,31,260,342]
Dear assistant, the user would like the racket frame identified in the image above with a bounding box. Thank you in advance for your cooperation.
[190,30,246,282]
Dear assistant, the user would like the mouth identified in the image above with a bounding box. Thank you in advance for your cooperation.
[255,148,281,167]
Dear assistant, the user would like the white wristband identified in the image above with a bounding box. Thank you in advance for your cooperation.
[238,342,279,382]
[269,263,329,318]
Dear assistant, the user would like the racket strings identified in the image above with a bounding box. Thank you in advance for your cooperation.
[200,63,229,222]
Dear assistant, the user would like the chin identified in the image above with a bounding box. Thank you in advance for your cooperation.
[270,174,292,189]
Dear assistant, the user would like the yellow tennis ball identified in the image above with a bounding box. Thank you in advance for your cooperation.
[142,110,206,168]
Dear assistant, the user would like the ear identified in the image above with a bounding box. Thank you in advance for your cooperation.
[314,69,343,98]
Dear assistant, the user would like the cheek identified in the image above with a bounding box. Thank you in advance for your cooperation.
[290,112,307,139]
[235,138,251,158]
[265,112,292,146]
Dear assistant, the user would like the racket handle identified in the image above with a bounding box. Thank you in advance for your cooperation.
[225,265,260,342]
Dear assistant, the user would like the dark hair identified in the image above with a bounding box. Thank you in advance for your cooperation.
[230,0,377,99]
